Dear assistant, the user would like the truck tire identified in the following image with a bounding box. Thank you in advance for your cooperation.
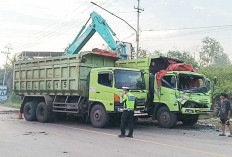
[36,102,51,123]
[182,115,199,126]
[23,102,37,121]
[157,106,177,128]
[90,104,109,128]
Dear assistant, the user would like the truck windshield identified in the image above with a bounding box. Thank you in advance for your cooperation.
[115,70,145,90]
[178,74,209,93]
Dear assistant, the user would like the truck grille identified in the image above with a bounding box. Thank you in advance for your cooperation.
[184,101,208,108]
[136,99,146,106]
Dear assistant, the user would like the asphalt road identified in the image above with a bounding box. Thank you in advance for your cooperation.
[0,106,231,157]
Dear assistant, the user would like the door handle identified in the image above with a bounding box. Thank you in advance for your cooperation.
[96,91,100,93]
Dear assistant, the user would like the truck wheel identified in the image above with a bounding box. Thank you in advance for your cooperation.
[36,102,51,123]
[90,104,109,128]
[23,102,37,121]
[182,115,199,126]
[157,106,177,128]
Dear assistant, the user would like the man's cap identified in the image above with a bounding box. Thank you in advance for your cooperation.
[122,86,130,90]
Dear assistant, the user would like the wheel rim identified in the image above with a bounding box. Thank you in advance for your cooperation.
[94,110,102,122]
[38,106,45,117]
[25,106,32,116]
[160,112,171,124]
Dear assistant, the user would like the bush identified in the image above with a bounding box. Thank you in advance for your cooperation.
[9,92,21,104]
[199,65,232,98]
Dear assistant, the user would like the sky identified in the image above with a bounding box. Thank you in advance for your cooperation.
[0,0,232,66]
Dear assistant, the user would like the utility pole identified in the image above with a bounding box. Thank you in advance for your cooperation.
[134,0,144,58]
[1,44,12,86]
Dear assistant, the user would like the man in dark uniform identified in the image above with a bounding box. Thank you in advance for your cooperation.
[219,93,232,137]
[118,87,136,138]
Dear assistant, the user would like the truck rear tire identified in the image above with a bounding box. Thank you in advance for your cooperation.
[90,104,109,128]
[157,106,177,128]
[23,102,37,121]
[182,115,199,126]
[36,102,51,123]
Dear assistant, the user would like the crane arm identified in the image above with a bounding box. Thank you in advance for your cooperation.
[64,11,126,59]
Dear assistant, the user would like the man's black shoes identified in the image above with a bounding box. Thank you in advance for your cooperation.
[118,134,133,138]
[118,135,125,138]
[126,135,133,138]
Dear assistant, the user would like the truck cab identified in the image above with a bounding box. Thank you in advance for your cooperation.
[153,71,211,127]
[85,67,147,127]
[116,55,212,128]
[89,67,147,113]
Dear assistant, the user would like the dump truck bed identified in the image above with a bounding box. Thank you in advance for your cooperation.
[13,51,118,97]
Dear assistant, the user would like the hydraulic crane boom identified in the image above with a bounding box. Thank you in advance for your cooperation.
[64,11,127,59]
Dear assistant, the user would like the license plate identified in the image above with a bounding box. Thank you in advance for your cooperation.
[134,110,141,114]
[199,108,208,111]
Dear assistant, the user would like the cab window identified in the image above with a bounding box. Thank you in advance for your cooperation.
[98,72,112,87]
[162,76,176,89]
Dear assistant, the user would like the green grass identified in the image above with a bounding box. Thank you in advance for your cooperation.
[4,102,21,109]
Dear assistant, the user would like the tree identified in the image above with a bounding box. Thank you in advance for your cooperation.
[213,53,230,66]
[131,48,148,59]
[199,65,232,97]
[152,50,163,56]
[199,36,224,66]
[166,50,198,68]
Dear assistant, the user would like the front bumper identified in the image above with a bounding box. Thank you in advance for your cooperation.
[181,107,212,114]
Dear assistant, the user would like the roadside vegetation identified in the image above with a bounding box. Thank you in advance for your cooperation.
[4,92,21,108]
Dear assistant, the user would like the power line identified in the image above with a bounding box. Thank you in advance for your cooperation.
[113,11,136,14]
[16,0,114,51]
[15,2,93,49]
[14,1,87,48]
[140,27,232,41]
[142,24,232,32]
[122,33,136,41]
[15,0,110,50]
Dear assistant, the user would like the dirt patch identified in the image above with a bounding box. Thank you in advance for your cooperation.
[22,131,49,136]
[0,110,19,114]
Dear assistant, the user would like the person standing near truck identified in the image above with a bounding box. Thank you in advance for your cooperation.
[219,93,232,137]
[118,87,135,138]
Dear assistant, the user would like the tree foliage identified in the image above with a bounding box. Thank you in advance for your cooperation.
[166,50,198,68]
[199,65,232,97]
[131,48,148,59]
[199,36,228,66]
[213,53,230,66]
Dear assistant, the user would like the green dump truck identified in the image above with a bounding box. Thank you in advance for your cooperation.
[116,55,212,128]
[13,51,147,127]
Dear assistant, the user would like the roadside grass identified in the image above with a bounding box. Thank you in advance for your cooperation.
[4,102,21,109]
[199,113,221,127]
[2,92,21,109]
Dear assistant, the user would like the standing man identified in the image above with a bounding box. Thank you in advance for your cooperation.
[219,93,232,137]
[118,87,135,138]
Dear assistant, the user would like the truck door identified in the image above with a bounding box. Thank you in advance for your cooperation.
[159,75,178,111]
[90,71,114,112]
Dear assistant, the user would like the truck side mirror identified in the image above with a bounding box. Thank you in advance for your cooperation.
[212,76,217,93]
[205,79,210,92]
[108,73,113,81]
[213,76,217,85]
[171,76,176,84]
